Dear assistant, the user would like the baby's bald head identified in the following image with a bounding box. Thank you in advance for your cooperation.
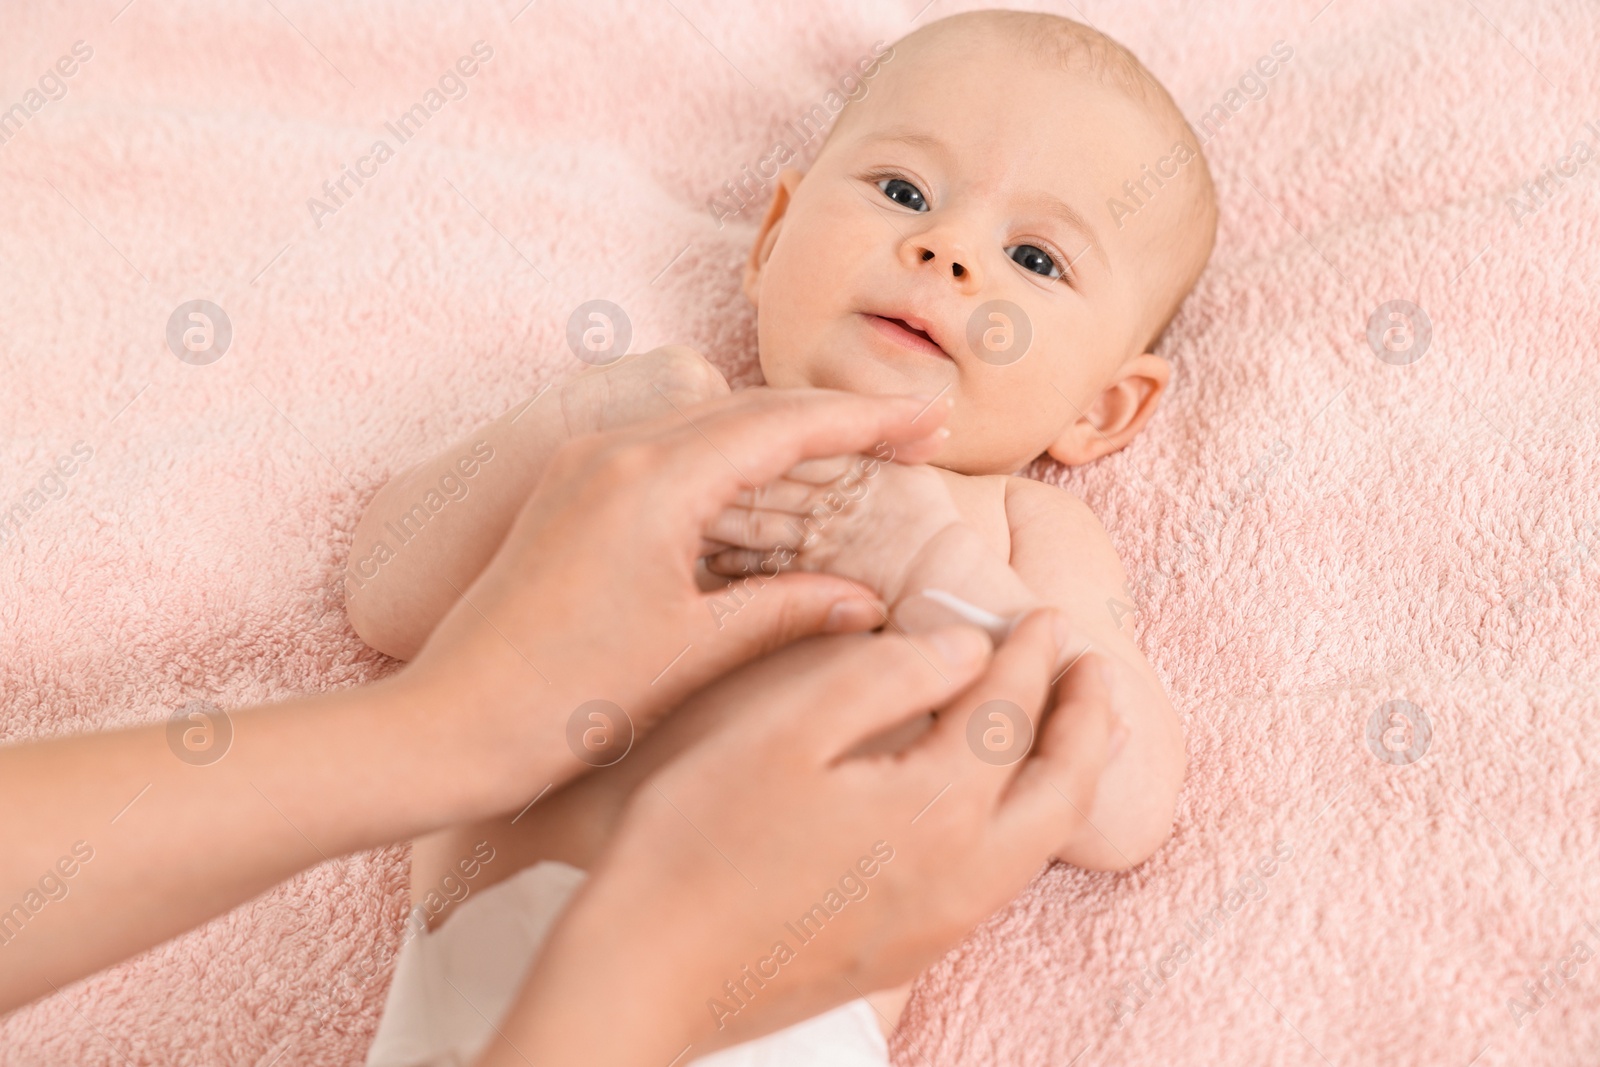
[745,10,1218,473]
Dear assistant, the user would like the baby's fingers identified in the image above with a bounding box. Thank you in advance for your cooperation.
[782,455,868,486]
[705,506,815,552]
[732,478,830,514]
[729,454,879,510]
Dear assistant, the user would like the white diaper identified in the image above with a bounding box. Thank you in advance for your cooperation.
[364,861,889,1067]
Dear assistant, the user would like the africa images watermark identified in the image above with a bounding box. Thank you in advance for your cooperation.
[1107,40,1295,231]
[400,840,497,942]
[306,41,495,229]
[1506,118,1600,228]
[705,841,896,1031]
[0,40,94,150]
[1106,838,1294,1029]
[344,440,496,598]
[0,841,96,949]
[1366,698,1431,766]
[0,441,94,552]
[1506,919,1600,1030]
[706,41,895,228]
[166,699,234,766]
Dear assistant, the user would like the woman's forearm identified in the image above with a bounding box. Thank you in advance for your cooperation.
[0,675,557,1014]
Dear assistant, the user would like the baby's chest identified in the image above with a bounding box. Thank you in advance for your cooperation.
[931,469,1014,561]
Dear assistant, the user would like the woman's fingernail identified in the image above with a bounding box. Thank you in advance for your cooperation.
[927,625,988,667]
[824,598,882,633]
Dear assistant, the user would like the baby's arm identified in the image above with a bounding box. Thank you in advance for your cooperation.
[706,464,1182,870]
[1002,477,1185,871]
[345,347,728,659]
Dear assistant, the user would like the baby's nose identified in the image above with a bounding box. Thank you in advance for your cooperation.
[919,247,968,278]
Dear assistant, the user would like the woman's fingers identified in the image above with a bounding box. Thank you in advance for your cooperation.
[731,478,823,513]
[701,573,891,658]
[703,507,813,553]
[729,453,899,517]
[921,609,1064,786]
[998,651,1118,849]
[641,388,949,527]
[704,547,781,577]
[774,627,995,759]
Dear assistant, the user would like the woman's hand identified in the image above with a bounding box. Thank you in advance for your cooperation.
[399,386,952,811]
[486,610,1121,1065]
[0,387,946,1015]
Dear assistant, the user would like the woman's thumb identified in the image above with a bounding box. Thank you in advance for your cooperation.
[697,572,885,665]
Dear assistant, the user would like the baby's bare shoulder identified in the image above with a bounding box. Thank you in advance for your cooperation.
[921,468,1120,573]
[1001,475,1100,531]
[1000,476,1127,578]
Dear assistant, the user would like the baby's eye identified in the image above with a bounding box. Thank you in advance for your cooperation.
[1006,244,1061,279]
[876,178,928,212]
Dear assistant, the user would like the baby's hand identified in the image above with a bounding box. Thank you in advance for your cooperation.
[703,449,966,608]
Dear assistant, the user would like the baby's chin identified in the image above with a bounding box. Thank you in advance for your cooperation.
[759,351,953,401]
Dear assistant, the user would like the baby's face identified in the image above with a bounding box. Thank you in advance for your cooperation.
[746,33,1194,475]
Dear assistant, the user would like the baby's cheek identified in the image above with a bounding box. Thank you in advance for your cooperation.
[753,291,814,389]
[754,336,814,389]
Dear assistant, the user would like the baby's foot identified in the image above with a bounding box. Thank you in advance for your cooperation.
[555,344,730,440]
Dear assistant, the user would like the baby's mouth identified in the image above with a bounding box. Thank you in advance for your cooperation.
[863,313,950,359]
[886,317,933,343]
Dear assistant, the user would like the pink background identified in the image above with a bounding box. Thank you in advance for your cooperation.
[1,0,1597,1063]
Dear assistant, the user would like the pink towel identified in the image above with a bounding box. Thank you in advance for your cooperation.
[2,0,1596,1063]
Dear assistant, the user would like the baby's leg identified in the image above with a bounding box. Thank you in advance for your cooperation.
[407,772,621,933]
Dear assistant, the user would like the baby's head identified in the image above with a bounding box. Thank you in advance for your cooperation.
[744,10,1217,475]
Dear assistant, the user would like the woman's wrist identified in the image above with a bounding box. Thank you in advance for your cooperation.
[388,659,592,821]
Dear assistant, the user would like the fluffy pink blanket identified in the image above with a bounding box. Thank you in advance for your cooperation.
[3,0,1597,1063]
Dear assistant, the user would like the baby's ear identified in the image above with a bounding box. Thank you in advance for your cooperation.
[742,168,806,307]
[1046,353,1170,466]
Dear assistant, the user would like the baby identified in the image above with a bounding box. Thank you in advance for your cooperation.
[352,10,1216,1065]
